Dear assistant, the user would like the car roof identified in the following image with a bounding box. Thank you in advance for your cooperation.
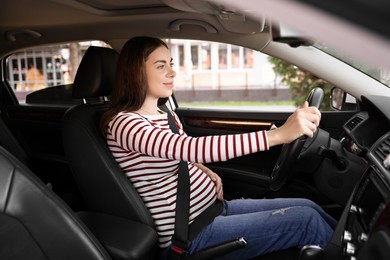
[2,0,390,66]
[0,0,272,57]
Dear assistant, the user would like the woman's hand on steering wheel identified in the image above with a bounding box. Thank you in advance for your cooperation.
[267,101,321,147]
[268,87,324,191]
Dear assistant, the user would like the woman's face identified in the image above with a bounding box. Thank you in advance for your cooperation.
[145,45,176,100]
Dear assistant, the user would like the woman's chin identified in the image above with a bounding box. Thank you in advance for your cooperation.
[163,89,173,97]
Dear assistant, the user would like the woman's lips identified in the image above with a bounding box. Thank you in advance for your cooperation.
[163,82,174,88]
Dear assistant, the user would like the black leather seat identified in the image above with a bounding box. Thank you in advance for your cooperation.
[0,145,111,260]
[62,46,157,259]
[0,115,29,166]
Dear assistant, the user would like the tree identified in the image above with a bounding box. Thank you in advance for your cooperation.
[268,56,332,110]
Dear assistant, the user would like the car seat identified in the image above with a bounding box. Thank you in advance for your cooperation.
[62,46,157,259]
[0,145,111,260]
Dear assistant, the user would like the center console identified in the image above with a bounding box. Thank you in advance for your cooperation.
[339,166,390,260]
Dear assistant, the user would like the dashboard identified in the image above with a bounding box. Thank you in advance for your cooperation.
[335,95,390,260]
[342,96,390,156]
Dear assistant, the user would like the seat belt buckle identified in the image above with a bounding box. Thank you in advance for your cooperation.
[170,245,186,255]
[170,238,191,255]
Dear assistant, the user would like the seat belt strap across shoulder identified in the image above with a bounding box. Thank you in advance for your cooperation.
[160,105,191,255]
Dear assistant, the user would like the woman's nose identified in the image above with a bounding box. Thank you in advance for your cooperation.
[168,68,176,78]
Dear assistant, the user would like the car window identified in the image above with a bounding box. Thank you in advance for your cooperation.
[5,40,111,104]
[168,39,334,111]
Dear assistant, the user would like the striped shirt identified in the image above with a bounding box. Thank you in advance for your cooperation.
[107,110,269,247]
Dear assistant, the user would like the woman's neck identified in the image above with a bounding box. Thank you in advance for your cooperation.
[138,107,161,115]
[138,98,161,115]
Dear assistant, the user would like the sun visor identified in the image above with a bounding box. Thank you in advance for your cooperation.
[161,0,265,34]
[161,0,220,13]
[217,12,265,34]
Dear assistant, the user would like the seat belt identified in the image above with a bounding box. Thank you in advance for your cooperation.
[160,105,245,259]
[160,105,191,258]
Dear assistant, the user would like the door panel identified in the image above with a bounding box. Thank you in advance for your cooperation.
[4,105,67,157]
[2,103,84,211]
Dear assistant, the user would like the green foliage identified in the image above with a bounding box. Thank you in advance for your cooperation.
[268,56,333,110]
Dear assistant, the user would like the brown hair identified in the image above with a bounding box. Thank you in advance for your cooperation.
[100,36,169,135]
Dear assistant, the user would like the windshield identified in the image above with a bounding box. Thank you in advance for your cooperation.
[315,43,390,87]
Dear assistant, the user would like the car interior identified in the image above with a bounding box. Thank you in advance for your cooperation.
[1,0,390,260]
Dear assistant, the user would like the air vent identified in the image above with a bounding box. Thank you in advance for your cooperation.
[374,135,390,163]
[345,116,364,131]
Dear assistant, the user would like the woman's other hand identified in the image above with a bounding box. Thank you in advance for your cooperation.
[206,169,224,201]
[195,163,224,201]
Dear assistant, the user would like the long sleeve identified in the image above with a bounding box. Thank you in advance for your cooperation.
[108,111,269,163]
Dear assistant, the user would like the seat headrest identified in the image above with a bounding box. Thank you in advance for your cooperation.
[72,46,119,99]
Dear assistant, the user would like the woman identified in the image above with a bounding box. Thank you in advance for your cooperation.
[100,36,336,259]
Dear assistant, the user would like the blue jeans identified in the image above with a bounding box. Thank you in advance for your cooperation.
[186,198,336,259]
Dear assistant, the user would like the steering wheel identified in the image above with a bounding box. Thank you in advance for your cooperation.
[269,87,324,191]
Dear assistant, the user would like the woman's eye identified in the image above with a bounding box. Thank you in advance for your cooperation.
[170,63,174,67]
